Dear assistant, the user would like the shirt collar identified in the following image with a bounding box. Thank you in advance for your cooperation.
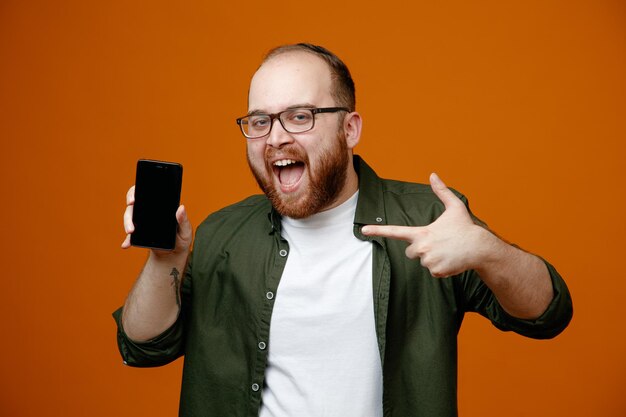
[352,155,386,227]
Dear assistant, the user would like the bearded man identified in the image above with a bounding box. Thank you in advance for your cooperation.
[115,43,572,417]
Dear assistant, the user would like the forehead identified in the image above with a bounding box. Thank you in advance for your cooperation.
[248,52,333,113]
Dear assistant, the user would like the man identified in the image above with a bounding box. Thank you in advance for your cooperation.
[115,43,572,417]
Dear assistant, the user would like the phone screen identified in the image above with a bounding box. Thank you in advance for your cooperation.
[131,159,183,250]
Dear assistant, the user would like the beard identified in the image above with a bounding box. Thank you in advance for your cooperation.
[247,129,350,219]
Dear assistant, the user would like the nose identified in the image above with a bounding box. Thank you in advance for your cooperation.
[265,118,294,148]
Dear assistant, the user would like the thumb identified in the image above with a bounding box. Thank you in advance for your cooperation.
[430,173,462,209]
[176,205,193,242]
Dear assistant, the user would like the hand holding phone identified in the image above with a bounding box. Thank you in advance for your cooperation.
[124,159,184,250]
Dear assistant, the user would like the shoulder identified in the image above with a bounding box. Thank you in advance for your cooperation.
[196,194,271,236]
[379,177,468,226]
[381,177,467,200]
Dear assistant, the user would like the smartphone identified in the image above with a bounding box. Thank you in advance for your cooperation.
[130,159,183,250]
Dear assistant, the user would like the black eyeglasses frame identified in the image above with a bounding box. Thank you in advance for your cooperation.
[236,107,350,139]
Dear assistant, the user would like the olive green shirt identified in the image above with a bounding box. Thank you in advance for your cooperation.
[113,156,573,416]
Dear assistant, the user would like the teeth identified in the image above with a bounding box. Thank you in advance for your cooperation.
[274,159,297,167]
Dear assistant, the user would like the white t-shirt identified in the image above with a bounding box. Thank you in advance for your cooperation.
[260,192,383,417]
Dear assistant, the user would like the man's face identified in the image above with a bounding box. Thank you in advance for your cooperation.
[246,52,353,219]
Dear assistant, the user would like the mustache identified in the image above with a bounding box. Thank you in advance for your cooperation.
[264,144,309,166]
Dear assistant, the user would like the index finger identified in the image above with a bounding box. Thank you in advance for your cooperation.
[361,225,417,242]
[126,185,135,205]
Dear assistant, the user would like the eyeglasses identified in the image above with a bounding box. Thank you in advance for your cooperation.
[236,107,349,139]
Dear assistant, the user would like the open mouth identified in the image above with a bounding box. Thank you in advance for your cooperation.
[272,158,305,190]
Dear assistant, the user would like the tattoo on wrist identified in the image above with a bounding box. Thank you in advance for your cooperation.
[169,267,181,308]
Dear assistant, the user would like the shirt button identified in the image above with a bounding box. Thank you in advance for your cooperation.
[279,249,288,257]
[258,341,267,350]
[266,291,274,300]
[251,383,260,392]
[376,217,383,223]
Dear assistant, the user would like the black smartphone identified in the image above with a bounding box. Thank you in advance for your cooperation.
[130,159,183,250]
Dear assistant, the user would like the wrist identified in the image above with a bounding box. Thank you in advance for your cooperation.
[148,247,189,270]
[150,244,189,259]
[469,226,507,274]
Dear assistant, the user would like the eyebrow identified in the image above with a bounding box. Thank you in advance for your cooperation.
[247,103,317,116]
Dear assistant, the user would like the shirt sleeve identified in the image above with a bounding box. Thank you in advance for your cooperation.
[112,307,185,367]
[459,258,573,339]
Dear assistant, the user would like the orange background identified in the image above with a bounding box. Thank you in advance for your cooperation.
[1,1,624,416]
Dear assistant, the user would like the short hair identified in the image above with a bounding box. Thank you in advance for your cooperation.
[263,43,356,112]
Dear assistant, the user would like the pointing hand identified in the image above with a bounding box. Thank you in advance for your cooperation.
[362,173,488,278]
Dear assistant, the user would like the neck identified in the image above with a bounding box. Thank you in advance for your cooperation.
[319,155,359,213]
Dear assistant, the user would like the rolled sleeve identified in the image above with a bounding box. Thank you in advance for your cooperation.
[112,307,185,367]
[491,260,573,339]
[463,259,573,339]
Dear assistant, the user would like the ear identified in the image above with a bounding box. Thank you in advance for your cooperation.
[343,111,362,150]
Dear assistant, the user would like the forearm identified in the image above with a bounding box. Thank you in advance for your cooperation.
[473,229,554,320]
[121,250,189,342]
